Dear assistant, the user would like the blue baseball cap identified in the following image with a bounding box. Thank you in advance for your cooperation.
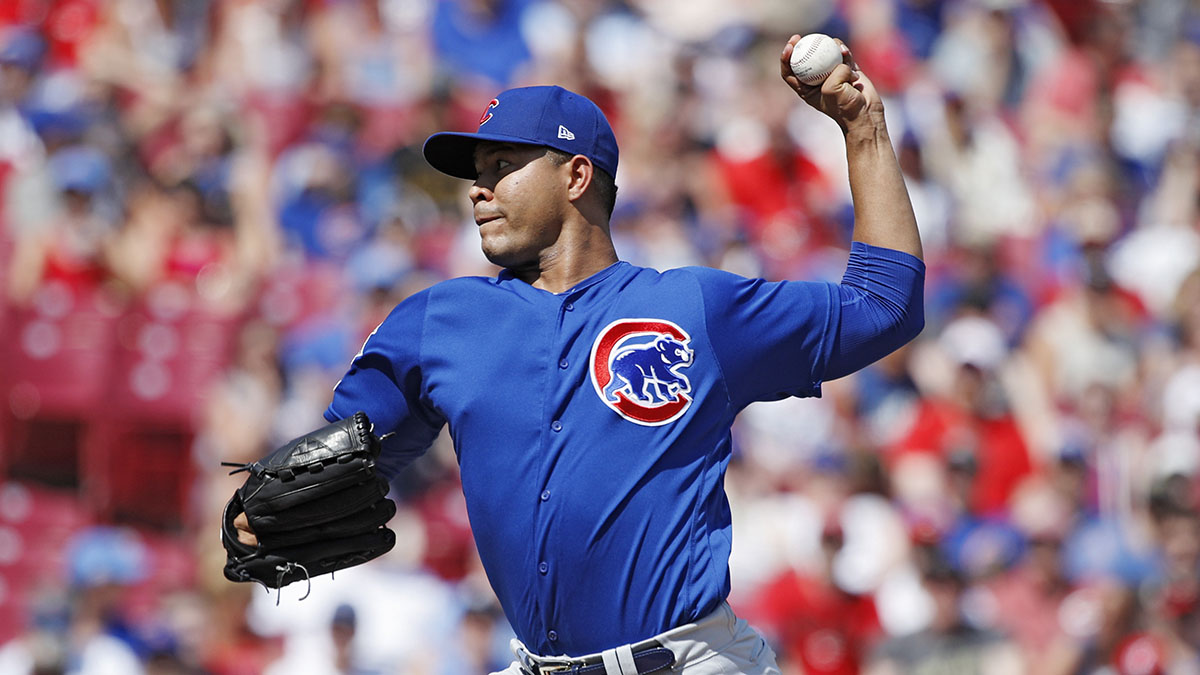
[0,28,45,71]
[48,145,111,194]
[423,85,618,180]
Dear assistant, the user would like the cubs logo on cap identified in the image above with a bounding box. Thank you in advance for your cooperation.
[478,98,499,126]
[590,319,694,426]
[423,85,619,180]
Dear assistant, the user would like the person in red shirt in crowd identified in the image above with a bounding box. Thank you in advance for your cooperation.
[750,518,882,675]
[5,145,114,304]
[708,110,839,280]
[888,314,1036,515]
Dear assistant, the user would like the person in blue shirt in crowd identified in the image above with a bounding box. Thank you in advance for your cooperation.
[235,36,924,674]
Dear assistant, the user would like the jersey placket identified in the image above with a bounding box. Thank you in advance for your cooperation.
[527,288,580,651]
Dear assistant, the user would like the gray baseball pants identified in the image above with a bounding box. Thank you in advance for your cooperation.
[491,601,780,675]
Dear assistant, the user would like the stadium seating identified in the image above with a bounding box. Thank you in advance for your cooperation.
[0,278,241,528]
[0,282,121,486]
[84,281,242,527]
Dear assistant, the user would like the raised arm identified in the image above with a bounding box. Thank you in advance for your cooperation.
[780,35,923,261]
[777,36,925,382]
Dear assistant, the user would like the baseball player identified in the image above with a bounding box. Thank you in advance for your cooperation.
[232,36,923,674]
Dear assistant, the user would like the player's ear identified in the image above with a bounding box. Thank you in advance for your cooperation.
[565,154,594,203]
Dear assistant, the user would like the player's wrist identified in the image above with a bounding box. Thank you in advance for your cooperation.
[843,116,889,146]
[841,96,886,129]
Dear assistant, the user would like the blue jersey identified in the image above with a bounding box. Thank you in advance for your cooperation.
[326,242,924,657]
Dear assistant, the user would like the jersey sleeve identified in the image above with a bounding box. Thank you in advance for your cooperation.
[688,242,925,409]
[823,242,925,381]
[325,290,446,478]
[687,266,841,407]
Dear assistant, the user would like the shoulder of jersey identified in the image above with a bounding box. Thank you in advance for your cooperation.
[654,265,741,287]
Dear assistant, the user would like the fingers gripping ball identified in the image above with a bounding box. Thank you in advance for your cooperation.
[790,33,842,86]
[220,412,397,596]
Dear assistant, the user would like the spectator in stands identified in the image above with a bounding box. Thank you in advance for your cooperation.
[6,144,115,304]
[753,517,883,675]
[890,315,1036,516]
[867,553,1025,674]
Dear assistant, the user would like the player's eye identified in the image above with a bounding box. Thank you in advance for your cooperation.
[497,159,512,170]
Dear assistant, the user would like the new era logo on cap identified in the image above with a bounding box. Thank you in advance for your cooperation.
[422,85,618,180]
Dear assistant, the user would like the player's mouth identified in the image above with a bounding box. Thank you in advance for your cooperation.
[475,213,503,228]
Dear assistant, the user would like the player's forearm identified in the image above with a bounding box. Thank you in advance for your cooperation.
[844,120,923,261]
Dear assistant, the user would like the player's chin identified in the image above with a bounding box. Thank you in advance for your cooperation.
[479,237,524,269]
[477,219,512,247]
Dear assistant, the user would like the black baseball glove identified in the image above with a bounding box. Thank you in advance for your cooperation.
[220,412,396,594]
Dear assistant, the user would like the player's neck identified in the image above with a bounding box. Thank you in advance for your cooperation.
[516,224,619,294]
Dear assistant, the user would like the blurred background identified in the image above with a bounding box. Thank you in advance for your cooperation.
[0,0,1197,673]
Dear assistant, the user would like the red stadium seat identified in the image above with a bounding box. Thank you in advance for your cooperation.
[1,276,242,527]
[1,281,121,417]
[80,282,242,527]
[106,311,239,425]
[102,281,241,423]
[0,232,12,338]
[0,283,122,485]
[83,421,196,529]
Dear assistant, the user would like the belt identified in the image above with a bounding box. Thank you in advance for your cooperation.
[516,641,676,675]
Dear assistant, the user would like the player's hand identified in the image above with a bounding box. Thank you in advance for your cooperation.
[780,36,884,136]
[233,511,259,547]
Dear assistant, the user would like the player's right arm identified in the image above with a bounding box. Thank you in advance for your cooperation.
[233,290,446,548]
[324,289,446,477]
[779,35,923,261]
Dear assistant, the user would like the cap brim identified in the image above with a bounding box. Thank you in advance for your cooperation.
[422,132,547,180]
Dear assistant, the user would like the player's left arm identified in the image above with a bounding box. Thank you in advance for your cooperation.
[780,36,924,380]
[780,35,922,259]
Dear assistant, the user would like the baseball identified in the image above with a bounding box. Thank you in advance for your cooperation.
[789,33,843,86]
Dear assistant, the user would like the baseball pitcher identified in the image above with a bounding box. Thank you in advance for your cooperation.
[222,36,924,675]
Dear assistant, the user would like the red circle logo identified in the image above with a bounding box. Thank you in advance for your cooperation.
[590,319,695,426]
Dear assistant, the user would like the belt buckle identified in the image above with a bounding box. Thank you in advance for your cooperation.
[519,648,573,674]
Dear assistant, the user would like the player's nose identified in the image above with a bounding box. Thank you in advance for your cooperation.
[469,182,493,204]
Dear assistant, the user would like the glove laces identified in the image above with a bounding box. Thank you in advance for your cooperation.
[220,461,252,475]
[273,562,311,605]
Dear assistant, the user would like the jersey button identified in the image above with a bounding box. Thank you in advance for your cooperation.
[540,489,551,501]
[558,358,569,369]
[551,420,563,432]
[538,561,549,574]
[548,630,558,642]
[564,302,574,311]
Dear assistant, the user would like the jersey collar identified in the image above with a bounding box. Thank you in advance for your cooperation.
[496,261,631,296]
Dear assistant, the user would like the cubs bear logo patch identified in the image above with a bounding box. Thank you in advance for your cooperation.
[590,318,695,426]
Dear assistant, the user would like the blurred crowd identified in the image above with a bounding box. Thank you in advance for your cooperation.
[0,0,1199,673]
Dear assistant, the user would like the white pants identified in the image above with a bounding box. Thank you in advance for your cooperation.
[492,602,780,675]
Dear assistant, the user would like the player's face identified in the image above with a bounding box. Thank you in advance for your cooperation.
[470,142,570,270]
